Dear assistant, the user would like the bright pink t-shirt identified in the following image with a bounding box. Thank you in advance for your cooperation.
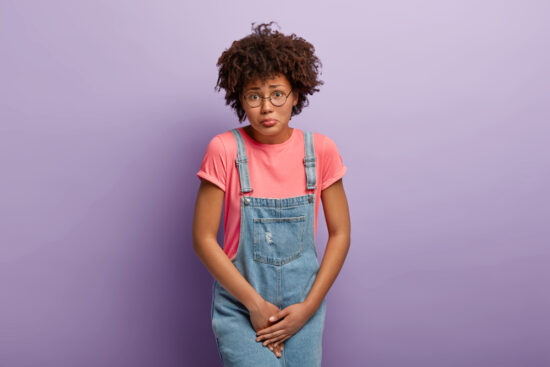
[196,126,347,261]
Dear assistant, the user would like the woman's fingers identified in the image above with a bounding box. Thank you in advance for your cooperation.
[266,342,282,357]
[256,329,285,342]
[271,340,284,358]
[263,333,287,346]
[256,322,283,336]
[273,335,290,348]
[274,343,283,357]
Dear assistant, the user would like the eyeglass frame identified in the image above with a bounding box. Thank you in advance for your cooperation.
[241,88,294,108]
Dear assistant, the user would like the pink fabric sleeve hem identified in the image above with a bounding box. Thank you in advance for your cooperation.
[197,171,226,192]
[321,166,347,191]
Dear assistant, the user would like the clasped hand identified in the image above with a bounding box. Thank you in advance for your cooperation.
[249,299,314,357]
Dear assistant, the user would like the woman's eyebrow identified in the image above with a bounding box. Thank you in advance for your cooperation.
[246,84,284,91]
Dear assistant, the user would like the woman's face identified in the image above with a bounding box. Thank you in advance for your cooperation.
[240,73,298,144]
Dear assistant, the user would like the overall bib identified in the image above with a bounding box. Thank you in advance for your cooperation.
[210,128,326,366]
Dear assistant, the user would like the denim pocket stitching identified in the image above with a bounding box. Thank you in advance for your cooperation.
[253,215,306,266]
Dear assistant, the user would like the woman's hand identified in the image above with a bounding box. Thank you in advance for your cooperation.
[248,299,285,358]
[255,302,316,347]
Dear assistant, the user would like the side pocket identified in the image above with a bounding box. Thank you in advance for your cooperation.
[253,215,306,266]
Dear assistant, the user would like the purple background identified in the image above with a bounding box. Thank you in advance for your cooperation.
[1,1,549,366]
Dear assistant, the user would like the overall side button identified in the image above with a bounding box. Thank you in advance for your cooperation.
[244,197,251,205]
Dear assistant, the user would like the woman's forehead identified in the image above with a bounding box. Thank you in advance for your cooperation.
[243,74,290,89]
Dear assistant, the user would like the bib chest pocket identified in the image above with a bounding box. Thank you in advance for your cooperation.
[253,215,306,266]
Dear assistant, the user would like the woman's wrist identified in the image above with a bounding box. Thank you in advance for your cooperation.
[303,297,321,314]
[243,292,265,312]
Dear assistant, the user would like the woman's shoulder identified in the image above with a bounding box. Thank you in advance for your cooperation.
[291,128,332,145]
[311,131,341,156]
[204,129,239,156]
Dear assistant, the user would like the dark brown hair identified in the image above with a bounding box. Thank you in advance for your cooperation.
[215,21,323,123]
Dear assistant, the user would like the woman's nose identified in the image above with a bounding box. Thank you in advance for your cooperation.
[260,97,273,112]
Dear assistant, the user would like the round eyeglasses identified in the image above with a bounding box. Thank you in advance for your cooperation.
[242,88,293,108]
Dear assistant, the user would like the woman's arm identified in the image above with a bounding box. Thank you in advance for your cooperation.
[255,178,351,347]
[304,178,351,310]
[192,179,285,357]
[192,179,262,309]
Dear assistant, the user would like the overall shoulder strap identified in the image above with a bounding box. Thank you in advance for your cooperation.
[231,128,253,193]
[303,131,317,191]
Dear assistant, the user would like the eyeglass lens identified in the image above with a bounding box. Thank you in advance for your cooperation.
[244,90,290,107]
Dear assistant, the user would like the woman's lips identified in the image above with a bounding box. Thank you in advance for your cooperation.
[261,119,277,127]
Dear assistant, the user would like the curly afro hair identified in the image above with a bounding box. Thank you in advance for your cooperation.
[215,21,324,123]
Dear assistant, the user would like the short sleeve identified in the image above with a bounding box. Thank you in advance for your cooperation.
[196,135,227,191]
[320,135,347,190]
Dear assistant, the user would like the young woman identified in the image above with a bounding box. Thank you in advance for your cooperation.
[192,21,351,366]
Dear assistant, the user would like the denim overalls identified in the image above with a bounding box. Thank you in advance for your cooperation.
[210,128,326,366]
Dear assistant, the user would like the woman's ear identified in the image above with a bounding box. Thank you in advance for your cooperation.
[292,91,299,106]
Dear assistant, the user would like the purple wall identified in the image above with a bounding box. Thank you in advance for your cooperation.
[1,1,549,366]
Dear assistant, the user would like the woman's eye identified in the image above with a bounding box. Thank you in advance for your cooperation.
[273,91,283,97]
[248,94,259,100]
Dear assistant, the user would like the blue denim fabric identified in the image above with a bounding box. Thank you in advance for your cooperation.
[211,128,326,366]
